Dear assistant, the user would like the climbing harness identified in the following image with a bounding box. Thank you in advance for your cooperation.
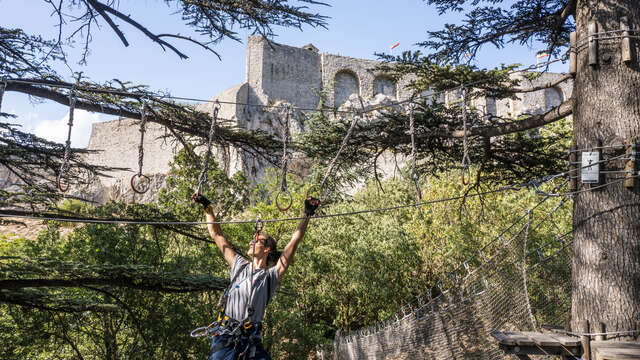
[460,87,471,185]
[409,103,421,200]
[131,98,151,194]
[276,105,292,212]
[57,74,81,193]
[194,100,220,196]
[191,218,272,359]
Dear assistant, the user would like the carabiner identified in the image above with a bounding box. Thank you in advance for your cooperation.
[253,218,264,234]
[130,173,151,194]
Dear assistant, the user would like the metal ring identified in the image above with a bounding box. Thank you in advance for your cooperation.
[275,189,293,212]
[130,174,151,194]
[57,174,70,193]
[461,166,470,185]
[305,184,326,201]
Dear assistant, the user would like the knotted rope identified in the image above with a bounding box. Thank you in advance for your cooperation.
[131,98,151,194]
[276,105,292,211]
[195,101,220,196]
[310,98,362,200]
[57,75,81,193]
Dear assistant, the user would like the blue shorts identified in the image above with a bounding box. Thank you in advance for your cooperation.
[209,335,271,360]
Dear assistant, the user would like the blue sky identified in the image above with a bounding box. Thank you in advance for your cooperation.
[1,0,567,147]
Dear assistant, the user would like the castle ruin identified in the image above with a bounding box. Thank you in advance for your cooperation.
[84,35,573,202]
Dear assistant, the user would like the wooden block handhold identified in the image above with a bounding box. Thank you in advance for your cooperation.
[625,139,636,188]
[621,17,632,64]
[570,32,577,75]
[589,22,598,66]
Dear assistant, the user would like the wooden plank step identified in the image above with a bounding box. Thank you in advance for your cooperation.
[592,341,640,360]
[491,331,581,348]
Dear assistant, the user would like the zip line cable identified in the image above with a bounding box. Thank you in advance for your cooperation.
[1,155,631,227]
[0,175,558,226]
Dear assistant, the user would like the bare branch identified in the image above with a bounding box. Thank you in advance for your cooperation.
[157,34,221,60]
[84,0,130,47]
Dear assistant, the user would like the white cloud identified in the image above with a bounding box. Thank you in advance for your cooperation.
[33,109,102,148]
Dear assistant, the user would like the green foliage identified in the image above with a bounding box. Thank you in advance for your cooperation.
[0,147,572,359]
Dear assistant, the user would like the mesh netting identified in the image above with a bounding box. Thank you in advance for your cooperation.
[326,195,573,360]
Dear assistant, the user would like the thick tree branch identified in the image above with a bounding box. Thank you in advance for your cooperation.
[454,97,573,138]
[512,73,573,93]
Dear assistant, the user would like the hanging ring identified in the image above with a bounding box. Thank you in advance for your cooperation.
[275,189,293,212]
[461,155,471,185]
[57,173,70,193]
[130,173,151,194]
[461,166,471,185]
[305,184,326,202]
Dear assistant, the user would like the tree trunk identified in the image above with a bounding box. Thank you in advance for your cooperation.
[571,0,640,339]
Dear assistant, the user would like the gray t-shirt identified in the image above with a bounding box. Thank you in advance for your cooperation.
[225,254,279,323]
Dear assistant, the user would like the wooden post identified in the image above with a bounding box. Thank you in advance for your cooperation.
[595,322,606,341]
[589,22,598,66]
[581,320,591,360]
[569,144,578,192]
[621,17,632,64]
[570,32,577,75]
[625,138,636,189]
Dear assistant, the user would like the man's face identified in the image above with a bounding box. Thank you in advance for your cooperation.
[248,235,270,257]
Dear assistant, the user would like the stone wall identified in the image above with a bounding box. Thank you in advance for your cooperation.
[86,118,179,188]
[81,35,574,202]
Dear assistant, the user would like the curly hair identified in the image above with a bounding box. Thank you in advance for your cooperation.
[259,231,282,266]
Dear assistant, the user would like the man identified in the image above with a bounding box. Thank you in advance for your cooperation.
[193,194,320,360]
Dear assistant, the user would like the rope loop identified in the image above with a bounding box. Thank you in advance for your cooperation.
[57,73,81,193]
[195,100,220,195]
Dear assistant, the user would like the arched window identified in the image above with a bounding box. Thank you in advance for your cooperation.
[334,70,360,107]
[545,87,564,111]
[373,76,397,98]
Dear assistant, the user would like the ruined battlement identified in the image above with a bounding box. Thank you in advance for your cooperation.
[84,35,573,202]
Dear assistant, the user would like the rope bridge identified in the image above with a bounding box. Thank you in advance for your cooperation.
[324,193,573,359]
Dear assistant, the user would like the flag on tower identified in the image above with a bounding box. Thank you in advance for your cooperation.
[536,53,549,63]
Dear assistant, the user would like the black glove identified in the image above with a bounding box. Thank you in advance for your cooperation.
[192,193,211,209]
[304,196,321,216]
